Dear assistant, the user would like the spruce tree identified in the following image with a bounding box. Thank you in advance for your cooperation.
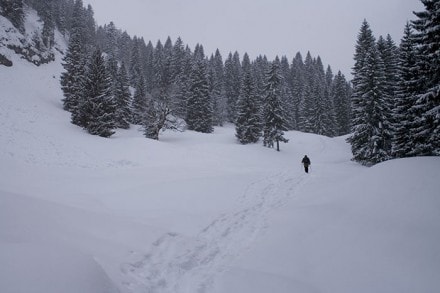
[102,21,120,59]
[117,31,132,68]
[114,62,131,129]
[235,53,261,144]
[152,40,165,91]
[377,35,398,152]
[298,52,315,133]
[290,52,305,131]
[129,37,143,87]
[171,43,192,119]
[131,77,148,125]
[186,56,213,133]
[60,35,81,112]
[409,0,440,156]
[161,36,173,91]
[144,98,160,140]
[53,0,74,37]
[311,56,334,136]
[224,52,242,122]
[172,45,193,119]
[170,37,185,84]
[263,57,289,151]
[324,65,337,136]
[392,23,419,157]
[332,71,351,135]
[209,49,227,126]
[168,37,186,114]
[280,56,296,130]
[251,55,270,134]
[40,0,56,49]
[60,16,87,116]
[142,40,155,92]
[80,48,116,137]
[348,20,390,165]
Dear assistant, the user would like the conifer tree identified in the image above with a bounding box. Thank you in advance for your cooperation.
[209,49,227,126]
[377,35,398,152]
[279,56,296,130]
[144,98,160,140]
[290,52,305,130]
[152,39,165,91]
[129,37,143,87]
[186,55,213,133]
[348,20,390,165]
[224,52,242,122]
[409,0,440,156]
[102,21,120,59]
[106,54,118,82]
[169,37,185,84]
[298,52,315,133]
[161,36,173,90]
[332,71,351,135]
[60,34,86,113]
[40,0,55,49]
[131,77,148,125]
[80,48,116,137]
[83,4,96,50]
[142,40,155,92]
[324,65,337,136]
[263,57,289,151]
[251,55,270,133]
[311,56,334,136]
[172,44,193,119]
[60,3,88,116]
[235,53,261,144]
[392,23,420,157]
[117,31,132,67]
[114,62,131,129]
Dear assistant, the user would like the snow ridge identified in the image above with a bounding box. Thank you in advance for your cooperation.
[121,171,308,293]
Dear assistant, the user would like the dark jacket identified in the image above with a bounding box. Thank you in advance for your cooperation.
[302,156,311,166]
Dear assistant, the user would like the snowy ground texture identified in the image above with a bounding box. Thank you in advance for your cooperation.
[1,31,440,293]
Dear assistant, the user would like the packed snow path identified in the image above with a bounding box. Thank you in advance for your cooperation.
[121,171,309,293]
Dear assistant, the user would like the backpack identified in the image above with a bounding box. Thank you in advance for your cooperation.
[302,157,310,166]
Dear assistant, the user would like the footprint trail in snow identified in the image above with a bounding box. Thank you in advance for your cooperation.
[121,171,308,293]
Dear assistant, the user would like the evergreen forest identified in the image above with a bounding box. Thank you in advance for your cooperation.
[1,0,438,163]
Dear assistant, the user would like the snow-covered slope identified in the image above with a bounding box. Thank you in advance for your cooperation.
[1,27,440,293]
[215,156,440,293]
[0,7,61,66]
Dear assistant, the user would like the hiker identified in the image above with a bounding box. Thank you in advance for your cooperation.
[301,155,311,173]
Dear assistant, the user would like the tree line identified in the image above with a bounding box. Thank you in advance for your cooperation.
[52,0,351,150]
[4,0,352,152]
[349,0,439,165]
[4,0,438,160]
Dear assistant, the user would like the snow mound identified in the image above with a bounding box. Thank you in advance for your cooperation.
[0,242,119,293]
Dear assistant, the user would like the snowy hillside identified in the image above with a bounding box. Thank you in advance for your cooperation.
[1,28,440,293]
[0,8,60,66]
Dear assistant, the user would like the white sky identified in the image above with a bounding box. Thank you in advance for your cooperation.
[83,0,424,78]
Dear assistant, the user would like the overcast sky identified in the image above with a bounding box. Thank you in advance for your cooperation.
[83,0,424,78]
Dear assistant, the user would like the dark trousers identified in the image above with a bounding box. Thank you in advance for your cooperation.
[304,165,309,173]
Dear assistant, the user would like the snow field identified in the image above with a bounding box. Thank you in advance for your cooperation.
[1,31,440,293]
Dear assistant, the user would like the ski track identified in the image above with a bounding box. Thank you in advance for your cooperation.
[121,171,309,293]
